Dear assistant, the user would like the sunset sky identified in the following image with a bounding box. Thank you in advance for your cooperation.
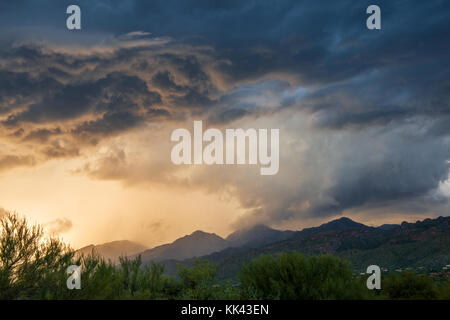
[0,1,449,249]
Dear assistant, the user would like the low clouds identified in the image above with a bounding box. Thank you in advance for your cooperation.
[0,154,36,173]
[0,0,449,227]
[44,218,73,235]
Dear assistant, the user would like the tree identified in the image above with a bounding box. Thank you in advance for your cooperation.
[178,260,218,299]
[239,252,368,300]
[0,211,74,299]
[0,211,183,300]
[382,271,438,300]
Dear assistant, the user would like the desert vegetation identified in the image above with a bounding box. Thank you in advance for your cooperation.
[1,211,448,300]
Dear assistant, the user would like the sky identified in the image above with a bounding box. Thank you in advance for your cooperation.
[0,0,449,249]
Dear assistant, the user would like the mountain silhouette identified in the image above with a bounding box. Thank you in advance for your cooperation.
[167,216,450,278]
[298,217,372,237]
[78,217,372,263]
[77,240,147,262]
[138,230,229,263]
[226,224,296,248]
[78,216,450,278]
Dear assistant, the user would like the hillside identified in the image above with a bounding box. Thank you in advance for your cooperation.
[77,216,450,279]
[159,216,450,279]
[138,230,229,263]
[84,224,299,263]
[76,240,148,262]
[226,224,296,248]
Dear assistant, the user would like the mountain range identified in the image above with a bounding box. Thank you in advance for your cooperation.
[77,222,300,262]
[136,230,228,263]
[76,216,450,278]
[77,240,147,262]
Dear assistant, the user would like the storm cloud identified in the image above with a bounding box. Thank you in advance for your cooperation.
[0,0,449,227]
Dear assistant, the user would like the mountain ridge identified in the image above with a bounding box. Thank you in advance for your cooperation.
[77,216,450,277]
[76,240,147,262]
[137,230,229,263]
[165,215,450,278]
[80,216,371,262]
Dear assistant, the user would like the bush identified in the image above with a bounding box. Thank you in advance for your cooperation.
[177,259,218,299]
[2,211,444,300]
[239,252,369,300]
[0,211,177,300]
[382,271,439,300]
[0,211,75,299]
[437,279,450,300]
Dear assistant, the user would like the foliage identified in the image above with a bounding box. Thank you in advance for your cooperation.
[437,279,450,300]
[177,260,241,299]
[239,252,370,299]
[0,211,74,299]
[178,259,218,299]
[381,271,439,300]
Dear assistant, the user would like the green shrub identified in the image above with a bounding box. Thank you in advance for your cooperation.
[437,279,450,300]
[2,211,444,301]
[239,252,369,300]
[0,211,75,299]
[382,271,439,300]
[177,259,218,299]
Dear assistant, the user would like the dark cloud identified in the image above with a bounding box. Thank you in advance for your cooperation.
[169,88,217,110]
[0,0,449,224]
[23,127,62,143]
[308,133,450,216]
[42,142,79,159]
[151,71,185,92]
[0,70,62,116]
[0,154,36,172]
[211,108,250,124]
[4,72,161,125]
[1,1,447,131]
[183,117,450,226]
[158,54,209,84]
[72,111,143,142]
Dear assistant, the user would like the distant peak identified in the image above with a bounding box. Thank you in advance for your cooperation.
[179,230,225,241]
[333,217,356,223]
[299,216,369,236]
[190,230,213,237]
[325,217,364,226]
[243,224,273,232]
[78,244,95,250]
